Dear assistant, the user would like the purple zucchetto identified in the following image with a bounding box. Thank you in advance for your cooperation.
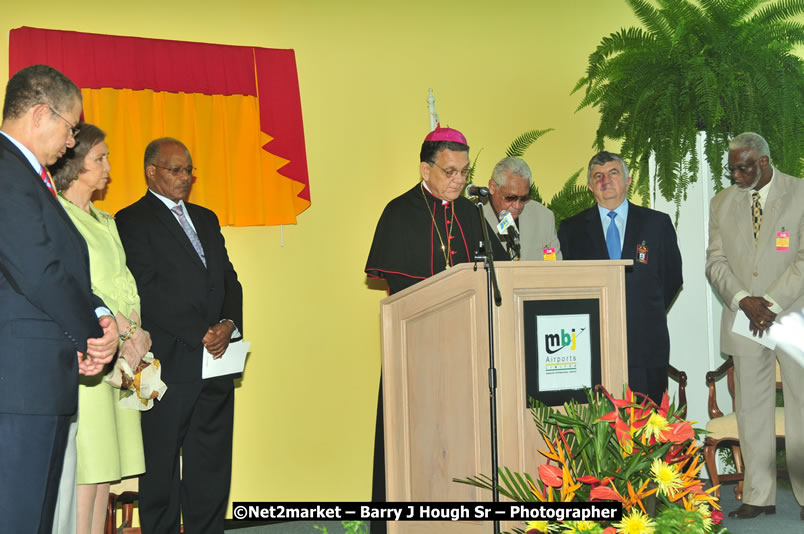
[423,123,467,145]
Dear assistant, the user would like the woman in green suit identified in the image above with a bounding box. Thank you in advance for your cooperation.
[51,123,149,534]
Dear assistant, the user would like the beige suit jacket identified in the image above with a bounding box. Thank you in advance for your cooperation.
[706,168,804,356]
[483,200,562,261]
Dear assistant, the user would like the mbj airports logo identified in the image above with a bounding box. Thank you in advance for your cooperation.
[536,314,592,390]
[545,328,582,353]
[543,327,585,373]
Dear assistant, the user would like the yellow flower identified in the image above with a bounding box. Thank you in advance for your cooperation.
[641,412,669,442]
[650,458,683,496]
[526,520,556,533]
[613,509,656,534]
[697,504,713,532]
[561,520,598,532]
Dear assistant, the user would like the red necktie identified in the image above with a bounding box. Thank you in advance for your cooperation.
[40,167,56,198]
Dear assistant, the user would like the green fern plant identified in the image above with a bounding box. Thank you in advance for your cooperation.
[574,0,804,208]
[505,129,553,158]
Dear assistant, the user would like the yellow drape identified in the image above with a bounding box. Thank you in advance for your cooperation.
[83,88,308,225]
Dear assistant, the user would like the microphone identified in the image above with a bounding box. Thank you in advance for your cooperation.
[465,184,490,198]
[496,210,521,260]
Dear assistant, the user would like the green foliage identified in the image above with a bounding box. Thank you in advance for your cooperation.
[653,506,707,533]
[313,520,368,534]
[502,128,594,227]
[574,0,804,206]
[542,170,595,229]
[506,129,554,158]
[468,129,594,226]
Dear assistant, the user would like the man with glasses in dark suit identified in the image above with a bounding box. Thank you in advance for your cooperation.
[0,64,118,534]
[116,138,243,534]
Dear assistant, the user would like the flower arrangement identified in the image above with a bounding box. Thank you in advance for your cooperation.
[458,386,730,533]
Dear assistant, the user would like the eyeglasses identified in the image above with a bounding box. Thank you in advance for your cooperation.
[430,162,470,180]
[152,164,196,177]
[48,106,80,138]
[724,161,755,174]
[503,194,531,203]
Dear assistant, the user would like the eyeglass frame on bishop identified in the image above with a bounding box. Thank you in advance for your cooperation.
[430,161,471,180]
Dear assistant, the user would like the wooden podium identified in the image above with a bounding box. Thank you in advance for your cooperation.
[379,260,631,533]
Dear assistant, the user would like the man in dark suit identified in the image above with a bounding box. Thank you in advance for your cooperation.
[116,138,243,534]
[0,64,119,534]
[558,151,682,404]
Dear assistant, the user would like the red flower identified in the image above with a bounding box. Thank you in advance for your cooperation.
[711,509,723,524]
[662,421,695,443]
[589,484,624,502]
[577,475,602,484]
[538,464,563,488]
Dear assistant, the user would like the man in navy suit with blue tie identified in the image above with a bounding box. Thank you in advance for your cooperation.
[0,65,119,534]
[558,151,683,404]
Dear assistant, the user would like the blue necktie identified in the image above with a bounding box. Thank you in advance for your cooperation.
[606,211,621,260]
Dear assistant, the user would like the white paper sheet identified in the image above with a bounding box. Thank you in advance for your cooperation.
[768,308,804,367]
[731,312,777,349]
[202,340,251,379]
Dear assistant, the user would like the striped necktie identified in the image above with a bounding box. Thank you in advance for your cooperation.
[40,167,56,198]
[171,205,206,266]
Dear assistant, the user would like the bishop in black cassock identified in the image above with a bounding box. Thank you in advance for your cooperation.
[363,125,505,533]
[365,181,494,293]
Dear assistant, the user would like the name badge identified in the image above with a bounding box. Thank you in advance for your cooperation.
[776,231,790,251]
[636,242,648,264]
[543,248,556,261]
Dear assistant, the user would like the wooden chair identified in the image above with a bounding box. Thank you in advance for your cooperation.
[106,477,139,534]
[668,364,688,419]
[703,356,785,499]
[105,468,185,533]
[592,364,687,414]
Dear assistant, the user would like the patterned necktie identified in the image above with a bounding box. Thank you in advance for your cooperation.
[606,211,621,260]
[40,167,56,198]
[751,191,762,244]
[171,205,206,266]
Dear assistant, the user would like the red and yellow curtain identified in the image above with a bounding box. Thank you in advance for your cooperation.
[9,27,309,226]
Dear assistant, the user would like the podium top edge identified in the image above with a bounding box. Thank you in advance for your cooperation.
[379,259,633,304]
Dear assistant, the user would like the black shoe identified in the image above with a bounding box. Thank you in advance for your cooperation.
[727,503,776,519]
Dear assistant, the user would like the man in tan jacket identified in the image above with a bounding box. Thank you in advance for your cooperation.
[706,132,804,521]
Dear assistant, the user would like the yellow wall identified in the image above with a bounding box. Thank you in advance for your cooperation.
[1,1,642,503]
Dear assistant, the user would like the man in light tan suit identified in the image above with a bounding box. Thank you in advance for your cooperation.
[706,132,804,521]
[483,157,561,261]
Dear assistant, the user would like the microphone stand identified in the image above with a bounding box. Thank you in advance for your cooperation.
[470,198,502,534]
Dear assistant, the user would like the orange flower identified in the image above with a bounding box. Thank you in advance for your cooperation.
[539,464,563,488]
[661,421,695,442]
